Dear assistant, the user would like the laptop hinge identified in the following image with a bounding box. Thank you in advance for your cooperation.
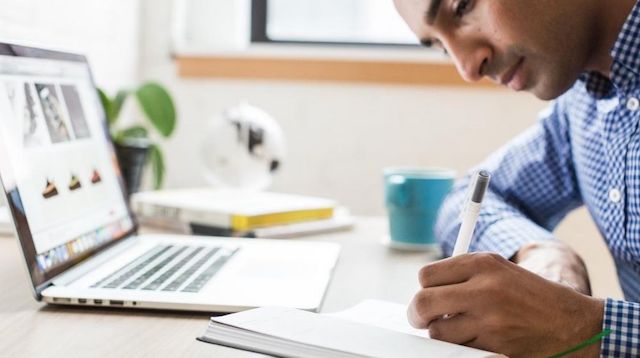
[34,281,54,300]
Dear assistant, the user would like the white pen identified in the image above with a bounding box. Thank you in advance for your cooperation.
[451,170,491,256]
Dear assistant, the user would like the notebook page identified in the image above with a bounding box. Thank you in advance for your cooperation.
[325,299,429,338]
[212,306,501,358]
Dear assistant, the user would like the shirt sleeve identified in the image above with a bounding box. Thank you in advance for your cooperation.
[434,97,583,259]
[601,298,640,356]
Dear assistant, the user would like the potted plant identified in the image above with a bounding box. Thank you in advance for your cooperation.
[98,82,176,196]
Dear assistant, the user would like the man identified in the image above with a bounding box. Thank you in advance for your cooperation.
[394,0,640,356]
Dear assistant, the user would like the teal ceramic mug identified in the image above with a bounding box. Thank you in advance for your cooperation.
[383,168,455,251]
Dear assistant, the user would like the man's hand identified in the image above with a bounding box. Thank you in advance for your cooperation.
[408,253,604,357]
[513,241,591,295]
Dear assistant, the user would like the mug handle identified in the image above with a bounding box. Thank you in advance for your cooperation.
[386,175,409,207]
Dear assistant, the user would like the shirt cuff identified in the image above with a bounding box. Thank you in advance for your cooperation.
[601,298,640,357]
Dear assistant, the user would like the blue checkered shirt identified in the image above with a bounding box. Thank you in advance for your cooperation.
[435,3,640,357]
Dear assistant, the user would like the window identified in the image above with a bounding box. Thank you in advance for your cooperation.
[251,0,419,46]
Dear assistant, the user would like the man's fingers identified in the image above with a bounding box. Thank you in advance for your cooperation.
[407,284,471,329]
[418,252,506,288]
[428,313,478,345]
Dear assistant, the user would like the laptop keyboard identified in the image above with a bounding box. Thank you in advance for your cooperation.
[92,245,238,293]
[142,247,206,291]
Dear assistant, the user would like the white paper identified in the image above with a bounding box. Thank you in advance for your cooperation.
[326,299,429,338]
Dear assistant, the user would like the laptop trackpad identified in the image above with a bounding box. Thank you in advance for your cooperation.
[207,243,336,308]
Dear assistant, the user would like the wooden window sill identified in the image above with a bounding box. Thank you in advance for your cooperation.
[175,45,496,87]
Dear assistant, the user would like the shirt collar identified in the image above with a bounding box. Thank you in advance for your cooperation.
[581,1,640,98]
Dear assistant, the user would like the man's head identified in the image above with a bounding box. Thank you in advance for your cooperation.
[394,0,601,100]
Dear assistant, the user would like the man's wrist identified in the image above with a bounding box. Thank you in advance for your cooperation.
[547,295,605,357]
[573,297,605,358]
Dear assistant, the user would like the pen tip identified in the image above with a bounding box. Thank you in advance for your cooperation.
[470,170,491,203]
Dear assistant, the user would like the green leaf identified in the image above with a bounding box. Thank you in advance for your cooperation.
[97,88,114,125]
[111,90,129,122]
[115,125,149,143]
[148,144,165,189]
[135,82,176,138]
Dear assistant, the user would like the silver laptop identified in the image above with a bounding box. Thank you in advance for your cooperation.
[0,43,340,313]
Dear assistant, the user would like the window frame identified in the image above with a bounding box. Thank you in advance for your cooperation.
[250,0,419,48]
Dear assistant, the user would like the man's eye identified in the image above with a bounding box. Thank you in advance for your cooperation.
[454,0,472,17]
[421,39,434,47]
[421,38,448,56]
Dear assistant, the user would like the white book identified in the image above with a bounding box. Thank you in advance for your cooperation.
[132,188,336,231]
[186,207,355,238]
[137,210,354,238]
[198,300,503,358]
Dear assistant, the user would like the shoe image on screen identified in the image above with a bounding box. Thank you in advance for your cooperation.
[91,169,102,184]
[5,82,48,148]
[68,174,82,191]
[60,85,91,139]
[36,83,71,143]
[22,82,44,147]
[42,179,59,199]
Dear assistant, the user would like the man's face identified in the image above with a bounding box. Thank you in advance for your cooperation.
[394,0,595,100]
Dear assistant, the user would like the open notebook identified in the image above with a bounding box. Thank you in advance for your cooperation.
[198,300,503,357]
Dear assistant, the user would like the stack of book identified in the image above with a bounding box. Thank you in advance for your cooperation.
[131,188,354,239]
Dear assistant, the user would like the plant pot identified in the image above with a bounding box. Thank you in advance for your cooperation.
[114,138,151,198]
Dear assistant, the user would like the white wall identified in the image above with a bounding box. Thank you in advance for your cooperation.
[152,79,548,214]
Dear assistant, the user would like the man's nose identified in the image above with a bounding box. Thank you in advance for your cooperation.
[448,44,491,83]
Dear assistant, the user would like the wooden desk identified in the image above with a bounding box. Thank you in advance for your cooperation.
[0,217,436,357]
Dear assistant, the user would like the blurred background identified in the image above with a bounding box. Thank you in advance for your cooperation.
[0,0,621,297]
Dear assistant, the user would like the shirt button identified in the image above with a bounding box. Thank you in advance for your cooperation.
[627,97,640,111]
[609,188,622,203]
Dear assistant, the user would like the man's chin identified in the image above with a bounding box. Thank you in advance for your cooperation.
[529,78,577,101]
[531,89,560,101]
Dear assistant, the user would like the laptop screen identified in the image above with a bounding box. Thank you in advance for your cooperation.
[0,44,135,291]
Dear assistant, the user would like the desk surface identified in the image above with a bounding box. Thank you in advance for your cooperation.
[0,217,437,357]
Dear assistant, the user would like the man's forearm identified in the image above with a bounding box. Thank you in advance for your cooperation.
[512,241,592,295]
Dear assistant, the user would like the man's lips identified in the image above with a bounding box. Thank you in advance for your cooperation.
[499,57,525,89]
